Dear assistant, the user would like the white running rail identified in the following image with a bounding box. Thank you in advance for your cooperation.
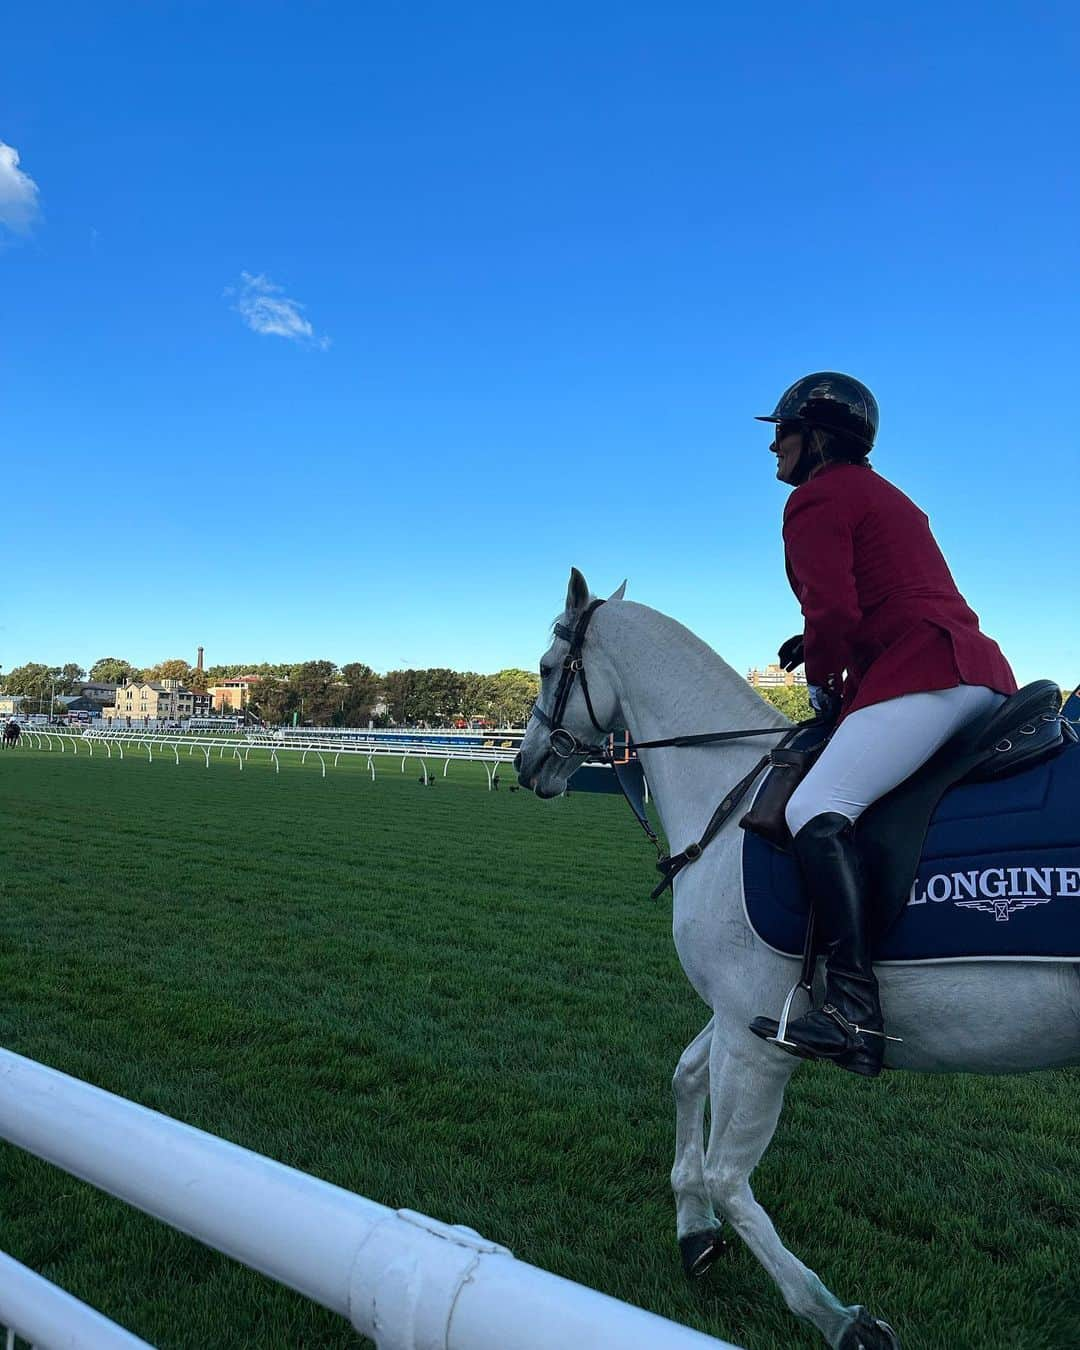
[0,1250,154,1348]
[81,729,518,761]
[9,727,520,787]
[0,1049,740,1350]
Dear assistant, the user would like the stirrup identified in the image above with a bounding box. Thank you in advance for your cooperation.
[766,977,813,1050]
[821,1004,904,1044]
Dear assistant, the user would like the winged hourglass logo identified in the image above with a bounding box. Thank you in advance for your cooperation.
[954,895,1053,923]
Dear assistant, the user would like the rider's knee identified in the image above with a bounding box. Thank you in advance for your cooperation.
[786,788,862,840]
[785,785,818,839]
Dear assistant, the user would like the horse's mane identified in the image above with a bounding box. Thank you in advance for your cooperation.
[606,600,791,730]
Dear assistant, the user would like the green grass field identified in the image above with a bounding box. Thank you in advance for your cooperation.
[1,745,1079,1350]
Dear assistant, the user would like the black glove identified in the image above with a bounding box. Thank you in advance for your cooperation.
[778,633,805,672]
[808,682,842,728]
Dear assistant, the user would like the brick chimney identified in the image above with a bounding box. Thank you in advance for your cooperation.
[196,646,204,671]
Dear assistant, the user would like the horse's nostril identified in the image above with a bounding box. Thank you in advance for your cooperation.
[513,752,522,772]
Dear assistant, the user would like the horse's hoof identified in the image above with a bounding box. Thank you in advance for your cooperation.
[679,1227,727,1279]
[838,1307,900,1350]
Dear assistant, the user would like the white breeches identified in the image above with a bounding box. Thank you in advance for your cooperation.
[785,683,1007,838]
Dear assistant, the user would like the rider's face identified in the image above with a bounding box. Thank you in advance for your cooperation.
[771,422,803,484]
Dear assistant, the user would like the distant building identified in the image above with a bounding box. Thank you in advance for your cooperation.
[56,695,106,715]
[73,681,118,710]
[2,684,116,719]
[103,680,212,722]
[105,681,169,722]
[747,663,807,689]
[208,675,260,713]
[175,687,214,720]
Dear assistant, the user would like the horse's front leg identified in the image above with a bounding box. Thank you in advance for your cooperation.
[703,1036,899,1350]
[670,1016,726,1277]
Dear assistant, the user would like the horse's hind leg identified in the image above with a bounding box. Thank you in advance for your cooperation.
[671,1017,726,1277]
[703,1039,898,1349]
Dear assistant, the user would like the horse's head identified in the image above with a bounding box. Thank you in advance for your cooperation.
[515,567,626,798]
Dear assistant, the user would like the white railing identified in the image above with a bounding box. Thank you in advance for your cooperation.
[14,727,520,787]
[0,1049,739,1350]
[17,728,635,793]
[269,725,525,741]
[81,730,518,760]
[0,1250,154,1348]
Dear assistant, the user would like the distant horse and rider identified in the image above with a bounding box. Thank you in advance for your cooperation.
[2,720,20,749]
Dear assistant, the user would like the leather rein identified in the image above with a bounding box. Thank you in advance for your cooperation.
[529,599,802,899]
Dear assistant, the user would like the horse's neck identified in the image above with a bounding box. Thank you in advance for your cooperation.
[601,603,790,849]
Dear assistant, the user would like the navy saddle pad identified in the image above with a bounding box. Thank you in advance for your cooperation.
[743,738,1080,964]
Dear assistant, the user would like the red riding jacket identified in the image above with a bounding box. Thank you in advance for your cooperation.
[783,463,1017,722]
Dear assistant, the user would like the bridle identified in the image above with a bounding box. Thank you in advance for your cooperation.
[529,599,610,761]
[528,598,811,897]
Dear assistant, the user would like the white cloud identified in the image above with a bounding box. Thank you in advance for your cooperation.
[230,271,330,349]
[0,141,41,235]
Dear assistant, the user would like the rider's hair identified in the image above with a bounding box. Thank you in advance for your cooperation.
[808,426,871,470]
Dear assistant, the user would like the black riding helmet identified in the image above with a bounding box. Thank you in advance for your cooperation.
[756,372,879,451]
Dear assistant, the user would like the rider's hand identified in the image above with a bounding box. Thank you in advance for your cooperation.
[778,633,805,672]
[808,682,842,728]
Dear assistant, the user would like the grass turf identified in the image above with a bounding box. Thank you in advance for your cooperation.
[1,745,1078,1350]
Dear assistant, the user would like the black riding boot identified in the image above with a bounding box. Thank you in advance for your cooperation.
[749,812,888,1078]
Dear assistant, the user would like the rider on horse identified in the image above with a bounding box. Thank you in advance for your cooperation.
[749,373,1018,1076]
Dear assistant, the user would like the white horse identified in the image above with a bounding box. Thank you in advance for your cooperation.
[515,568,1080,1350]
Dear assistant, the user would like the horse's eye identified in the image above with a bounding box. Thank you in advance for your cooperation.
[540,664,552,680]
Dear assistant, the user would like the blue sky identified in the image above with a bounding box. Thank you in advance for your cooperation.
[3,3,1078,687]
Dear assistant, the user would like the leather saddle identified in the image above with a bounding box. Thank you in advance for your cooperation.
[744,680,1073,937]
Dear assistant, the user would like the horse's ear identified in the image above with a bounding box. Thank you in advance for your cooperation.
[608,579,627,602]
[566,567,589,613]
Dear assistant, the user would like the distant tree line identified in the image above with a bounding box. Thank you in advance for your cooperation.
[248,664,539,727]
[0,661,90,714]
[1,656,541,726]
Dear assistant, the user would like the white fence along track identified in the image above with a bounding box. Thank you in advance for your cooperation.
[15,728,520,788]
[0,1049,740,1350]
[0,1250,154,1349]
